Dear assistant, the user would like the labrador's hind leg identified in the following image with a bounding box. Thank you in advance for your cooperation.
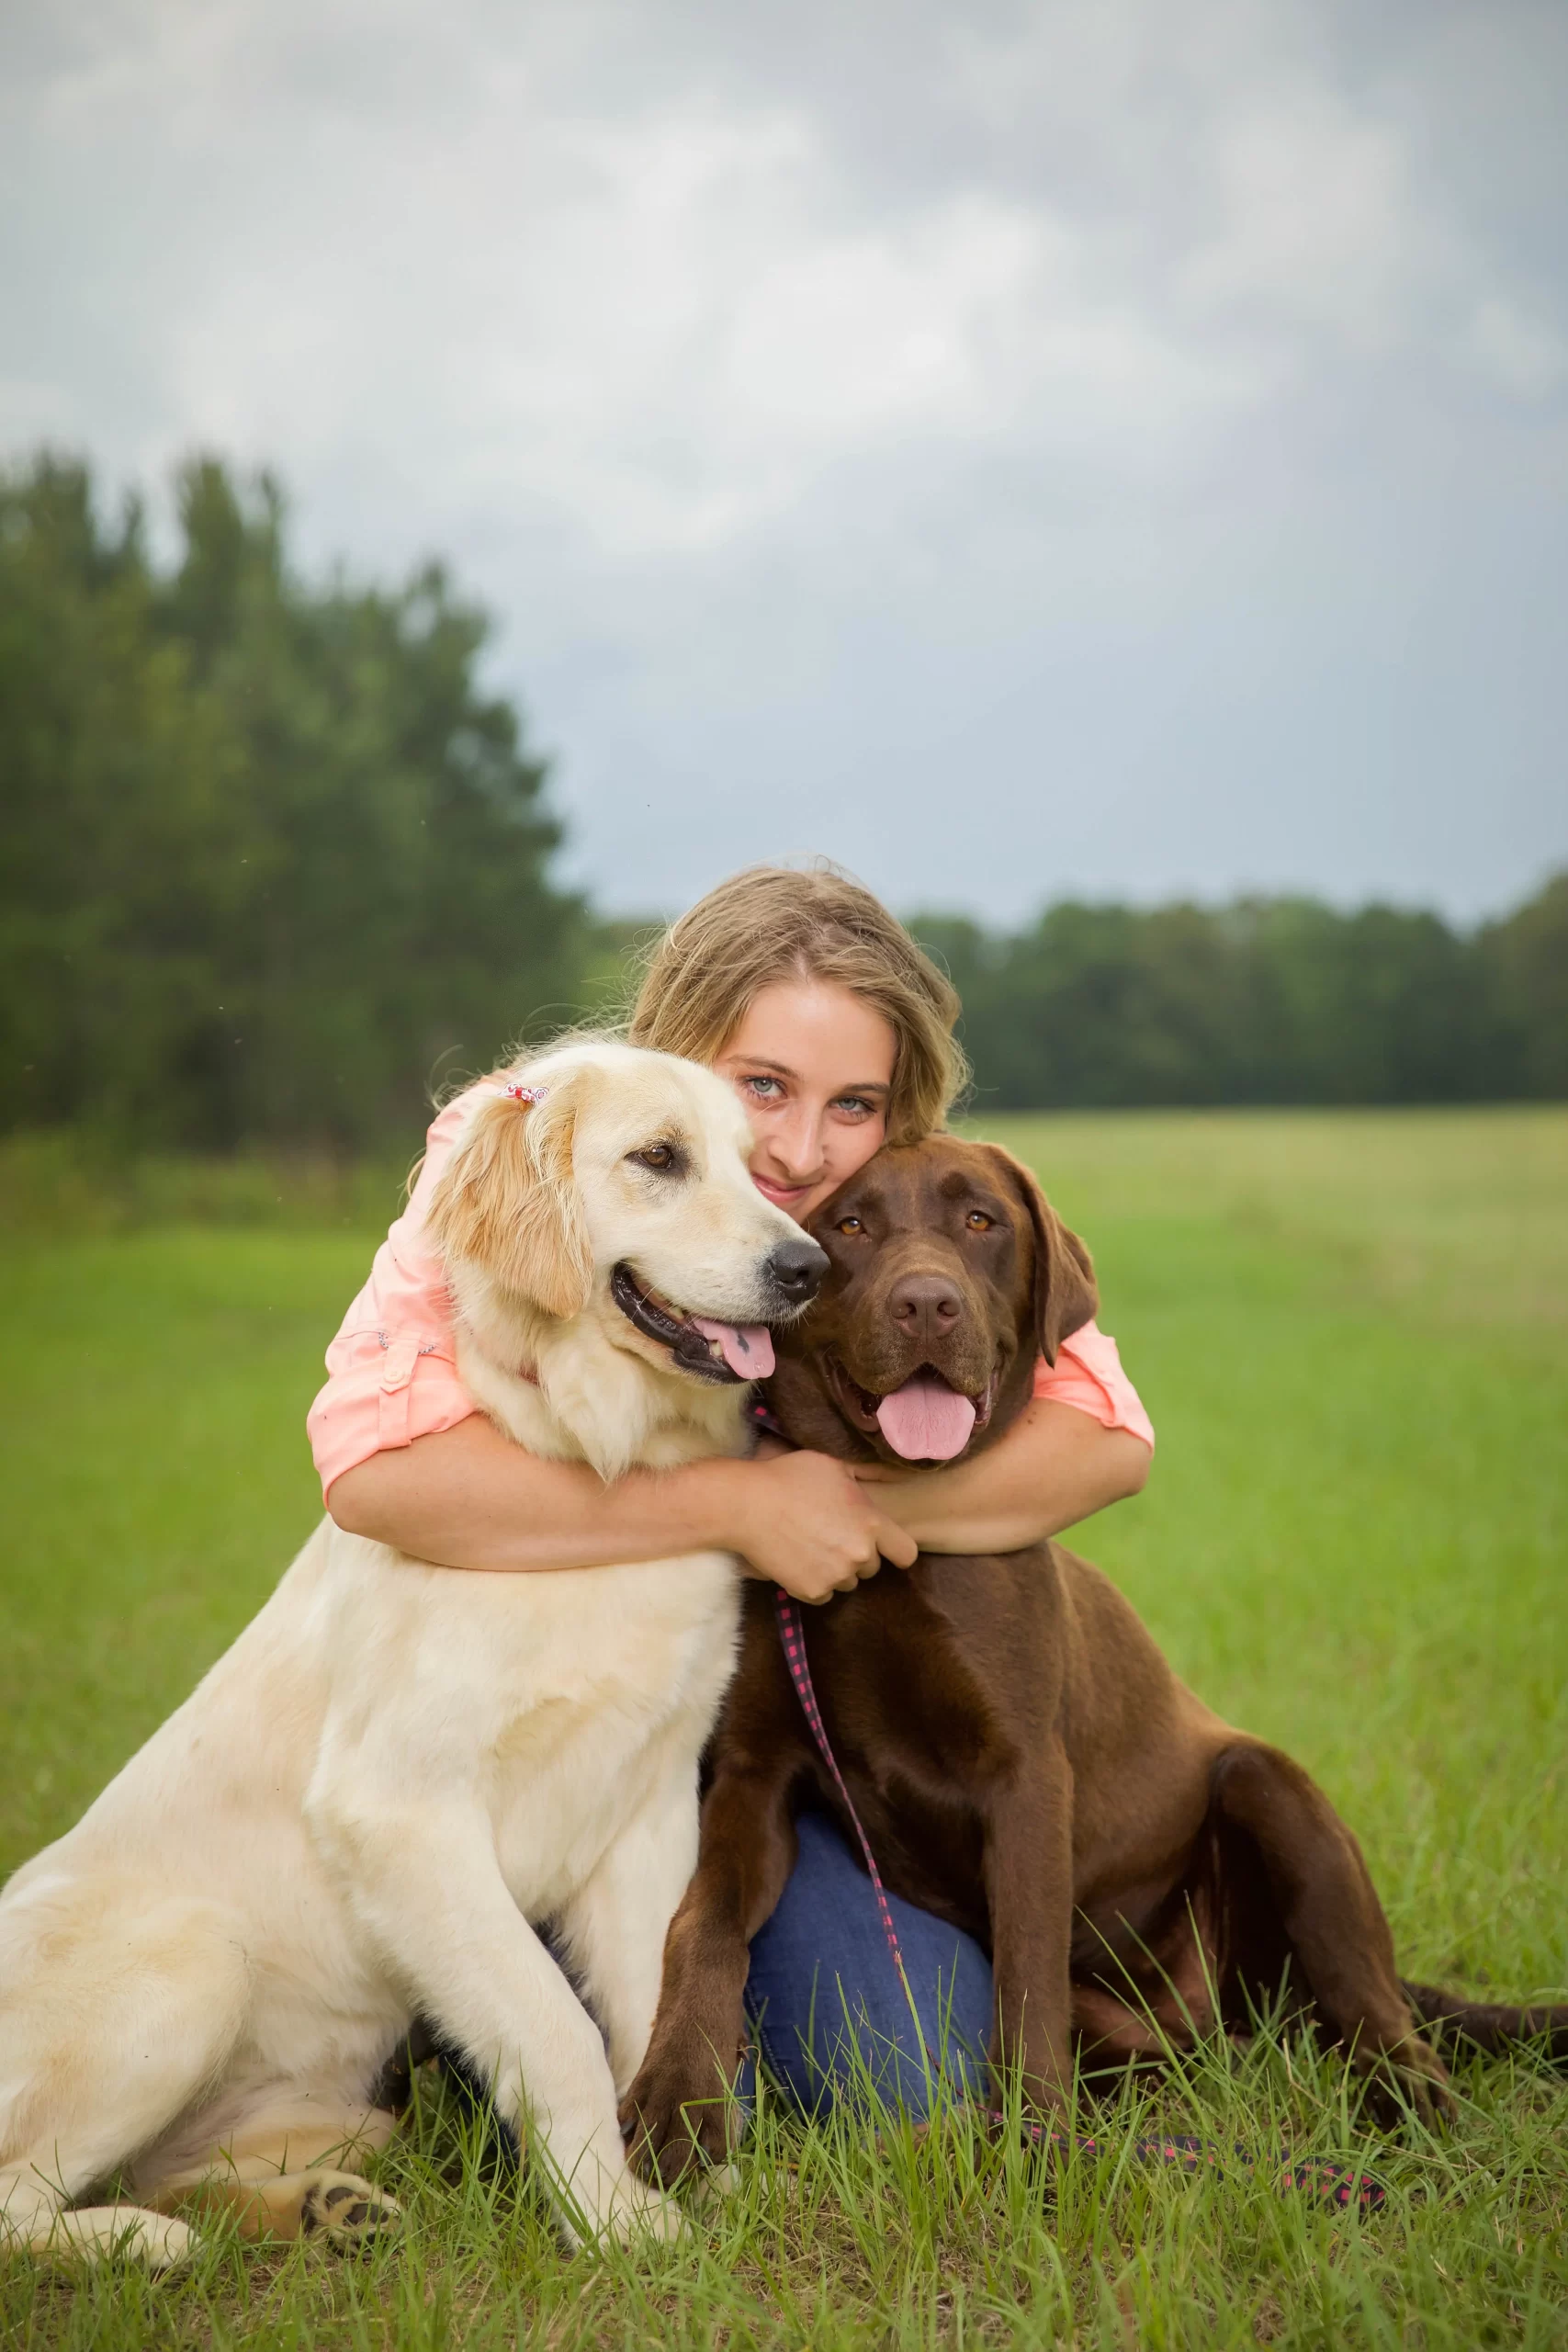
[138,2096,403,2247]
[1211,1741,1451,2120]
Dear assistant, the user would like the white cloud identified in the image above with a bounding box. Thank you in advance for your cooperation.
[1469,297,1568,401]
[1178,94,1420,344]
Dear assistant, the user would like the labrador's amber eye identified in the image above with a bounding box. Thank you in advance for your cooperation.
[966,1210,993,1231]
[631,1141,682,1173]
[838,1215,863,1235]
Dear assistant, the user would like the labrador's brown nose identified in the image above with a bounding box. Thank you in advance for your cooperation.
[889,1273,963,1351]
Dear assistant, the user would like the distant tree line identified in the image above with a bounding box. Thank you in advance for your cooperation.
[0,452,587,1150]
[2,448,1563,1151]
[913,883,1567,1112]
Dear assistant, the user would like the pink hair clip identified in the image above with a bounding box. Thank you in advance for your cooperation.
[504,1082,547,1106]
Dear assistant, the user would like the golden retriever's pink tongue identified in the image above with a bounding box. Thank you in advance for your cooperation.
[874,1372,976,1460]
[690,1318,775,1379]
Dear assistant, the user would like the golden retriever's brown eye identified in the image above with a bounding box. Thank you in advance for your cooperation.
[838,1215,863,1235]
[966,1210,993,1231]
[630,1141,684,1175]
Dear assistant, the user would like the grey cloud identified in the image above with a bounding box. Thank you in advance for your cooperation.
[2,0,1563,921]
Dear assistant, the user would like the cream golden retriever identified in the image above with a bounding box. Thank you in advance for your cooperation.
[0,1041,826,2267]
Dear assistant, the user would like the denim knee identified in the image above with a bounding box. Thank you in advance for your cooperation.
[742,1811,992,2121]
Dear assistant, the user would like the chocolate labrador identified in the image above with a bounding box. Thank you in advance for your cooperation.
[623,1136,1566,2177]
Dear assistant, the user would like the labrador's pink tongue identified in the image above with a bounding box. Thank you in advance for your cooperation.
[691,1318,775,1380]
[874,1372,977,1461]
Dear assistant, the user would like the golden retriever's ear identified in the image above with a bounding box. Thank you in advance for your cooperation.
[982,1145,1099,1365]
[425,1079,593,1321]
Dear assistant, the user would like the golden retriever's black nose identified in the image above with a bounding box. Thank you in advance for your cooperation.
[890,1274,962,1348]
[767,1238,829,1305]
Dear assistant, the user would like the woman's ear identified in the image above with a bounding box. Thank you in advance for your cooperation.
[425,1078,593,1321]
[982,1145,1099,1365]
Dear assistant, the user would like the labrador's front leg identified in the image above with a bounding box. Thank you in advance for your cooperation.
[310,1789,680,2244]
[985,1737,1075,2118]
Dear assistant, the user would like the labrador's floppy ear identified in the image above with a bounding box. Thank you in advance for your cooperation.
[981,1144,1099,1366]
[425,1073,593,1322]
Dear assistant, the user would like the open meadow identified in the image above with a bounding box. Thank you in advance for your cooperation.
[1,1109,1564,2350]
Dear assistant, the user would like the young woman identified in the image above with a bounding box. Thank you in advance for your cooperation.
[311,865,1154,2119]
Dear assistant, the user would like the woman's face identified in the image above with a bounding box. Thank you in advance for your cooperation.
[713,979,896,1226]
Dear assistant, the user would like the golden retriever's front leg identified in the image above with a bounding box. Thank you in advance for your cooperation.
[308,1789,681,2245]
[556,1756,704,2099]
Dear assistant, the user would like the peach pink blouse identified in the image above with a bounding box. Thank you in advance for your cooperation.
[307,1089,1156,1498]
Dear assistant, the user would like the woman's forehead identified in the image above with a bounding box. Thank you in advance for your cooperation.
[721,980,896,1082]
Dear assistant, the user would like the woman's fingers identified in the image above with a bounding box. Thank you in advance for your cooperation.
[736,1451,917,1604]
[866,1509,919,1571]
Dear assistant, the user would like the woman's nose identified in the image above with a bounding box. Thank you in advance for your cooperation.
[770,1103,825,1181]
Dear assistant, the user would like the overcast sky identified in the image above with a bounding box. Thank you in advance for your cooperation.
[3,0,1565,922]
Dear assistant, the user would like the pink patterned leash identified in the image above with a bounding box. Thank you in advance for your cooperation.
[775,1589,922,2016]
[772,1585,1385,2213]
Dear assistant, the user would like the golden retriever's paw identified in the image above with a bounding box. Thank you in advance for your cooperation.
[299,2171,402,2249]
[128,2213,197,2272]
[602,2175,686,2247]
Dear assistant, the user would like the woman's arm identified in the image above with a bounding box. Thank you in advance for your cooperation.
[851,1398,1150,1555]
[327,1415,918,1604]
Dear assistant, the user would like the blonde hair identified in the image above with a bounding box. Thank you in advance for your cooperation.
[626,865,968,1145]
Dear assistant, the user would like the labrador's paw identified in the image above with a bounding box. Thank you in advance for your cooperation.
[1351,2030,1454,2130]
[620,2042,741,2188]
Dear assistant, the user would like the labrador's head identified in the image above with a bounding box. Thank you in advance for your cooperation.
[427,1041,826,1389]
[768,1136,1096,1465]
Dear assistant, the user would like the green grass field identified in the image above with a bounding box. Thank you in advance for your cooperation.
[2,1109,1564,2349]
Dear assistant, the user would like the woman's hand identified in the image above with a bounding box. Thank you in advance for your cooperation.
[731,1449,919,1604]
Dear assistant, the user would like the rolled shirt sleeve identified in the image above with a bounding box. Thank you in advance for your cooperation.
[1031,1320,1155,1451]
[306,1091,482,1499]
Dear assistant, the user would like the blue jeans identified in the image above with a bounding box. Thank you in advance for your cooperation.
[434,1812,990,2148]
[740,1809,993,2120]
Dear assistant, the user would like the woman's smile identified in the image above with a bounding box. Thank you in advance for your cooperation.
[751,1170,815,1211]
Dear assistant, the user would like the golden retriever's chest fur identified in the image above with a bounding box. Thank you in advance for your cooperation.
[305,1529,743,1927]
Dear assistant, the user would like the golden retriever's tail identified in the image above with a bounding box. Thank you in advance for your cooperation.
[1401,1980,1568,2067]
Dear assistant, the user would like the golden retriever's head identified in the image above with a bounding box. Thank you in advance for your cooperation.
[426,1041,827,1391]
